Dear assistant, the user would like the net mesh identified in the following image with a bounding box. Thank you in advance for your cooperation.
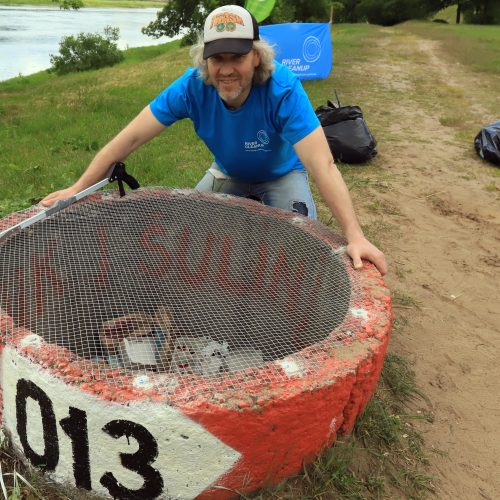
[0,188,364,400]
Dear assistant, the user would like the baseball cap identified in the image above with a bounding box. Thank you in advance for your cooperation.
[203,5,260,60]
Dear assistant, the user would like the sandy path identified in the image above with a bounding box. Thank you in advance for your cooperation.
[345,28,500,499]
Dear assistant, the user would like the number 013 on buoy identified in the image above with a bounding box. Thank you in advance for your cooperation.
[2,346,240,499]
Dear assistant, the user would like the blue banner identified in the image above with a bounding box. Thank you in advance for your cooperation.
[260,23,332,80]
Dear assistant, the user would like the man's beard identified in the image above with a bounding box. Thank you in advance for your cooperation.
[217,85,244,105]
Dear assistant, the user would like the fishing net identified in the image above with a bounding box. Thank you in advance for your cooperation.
[0,188,369,402]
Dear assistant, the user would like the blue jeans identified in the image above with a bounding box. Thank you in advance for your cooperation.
[195,163,317,220]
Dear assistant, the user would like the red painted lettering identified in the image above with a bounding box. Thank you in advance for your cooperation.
[252,241,268,294]
[32,240,64,318]
[217,236,252,294]
[267,248,287,301]
[138,226,172,277]
[96,225,109,287]
[177,227,216,286]
[287,259,305,314]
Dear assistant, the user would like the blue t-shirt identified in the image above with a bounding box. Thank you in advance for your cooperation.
[149,62,320,183]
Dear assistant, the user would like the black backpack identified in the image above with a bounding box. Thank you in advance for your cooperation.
[315,96,377,164]
[474,121,500,167]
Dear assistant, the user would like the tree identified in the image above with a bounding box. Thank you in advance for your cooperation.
[265,0,331,24]
[142,0,243,45]
[456,0,462,23]
[461,0,500,24]
[265,0,295,24]
[291,0,331,22]
[330,2,347,23]
[354,0,448,25]
[334,0,499,25]
[336,0,362,22]
[142,0,333,43]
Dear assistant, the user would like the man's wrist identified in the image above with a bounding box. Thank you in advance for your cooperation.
[344,227,365,243]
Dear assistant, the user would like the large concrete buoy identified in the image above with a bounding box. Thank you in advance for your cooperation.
[0,189,391,499]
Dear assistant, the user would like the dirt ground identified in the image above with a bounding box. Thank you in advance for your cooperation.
[348,29,500,499]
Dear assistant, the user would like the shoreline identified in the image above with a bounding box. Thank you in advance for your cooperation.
[0,3,178,82]
[0,39,181,84]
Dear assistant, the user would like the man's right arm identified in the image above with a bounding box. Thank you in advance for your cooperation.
[41,106,166,207]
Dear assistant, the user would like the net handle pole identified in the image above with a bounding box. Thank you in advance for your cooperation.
[0,163,128,243]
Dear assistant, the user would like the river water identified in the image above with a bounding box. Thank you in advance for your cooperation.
[0,5,175,81]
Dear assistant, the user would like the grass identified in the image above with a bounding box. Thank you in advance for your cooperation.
[391,290,421,309]
[431,5,458,24]
[484,181,499,192]
[381,353,428,408]
[1,18,499,500]
[0,40,190,217]
[404,21,500,75]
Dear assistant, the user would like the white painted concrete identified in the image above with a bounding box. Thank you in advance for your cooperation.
[2,347,241,499]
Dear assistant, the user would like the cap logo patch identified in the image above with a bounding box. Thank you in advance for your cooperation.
[210,12,244,32]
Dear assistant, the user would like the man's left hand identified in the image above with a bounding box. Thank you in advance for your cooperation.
[346,237,388,276]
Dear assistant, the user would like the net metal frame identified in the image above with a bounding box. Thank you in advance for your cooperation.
[0,188,377,403]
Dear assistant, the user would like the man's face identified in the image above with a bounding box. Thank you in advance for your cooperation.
[207,51,260,109]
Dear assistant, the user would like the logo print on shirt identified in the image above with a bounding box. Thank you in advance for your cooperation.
[257,130,270,145]
[245,130,271,152]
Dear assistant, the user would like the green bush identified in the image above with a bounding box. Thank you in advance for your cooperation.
[52,0,84,10]
[49,26,124,75]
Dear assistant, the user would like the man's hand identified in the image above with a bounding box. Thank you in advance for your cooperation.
[347,236,388,276]
[40,186,79,208]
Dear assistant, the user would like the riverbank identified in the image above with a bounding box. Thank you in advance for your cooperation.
[0,0,165,8]
[0,39,180,90]
[0,4,175,81]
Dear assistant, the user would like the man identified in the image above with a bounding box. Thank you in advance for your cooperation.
[41,5,387,276]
